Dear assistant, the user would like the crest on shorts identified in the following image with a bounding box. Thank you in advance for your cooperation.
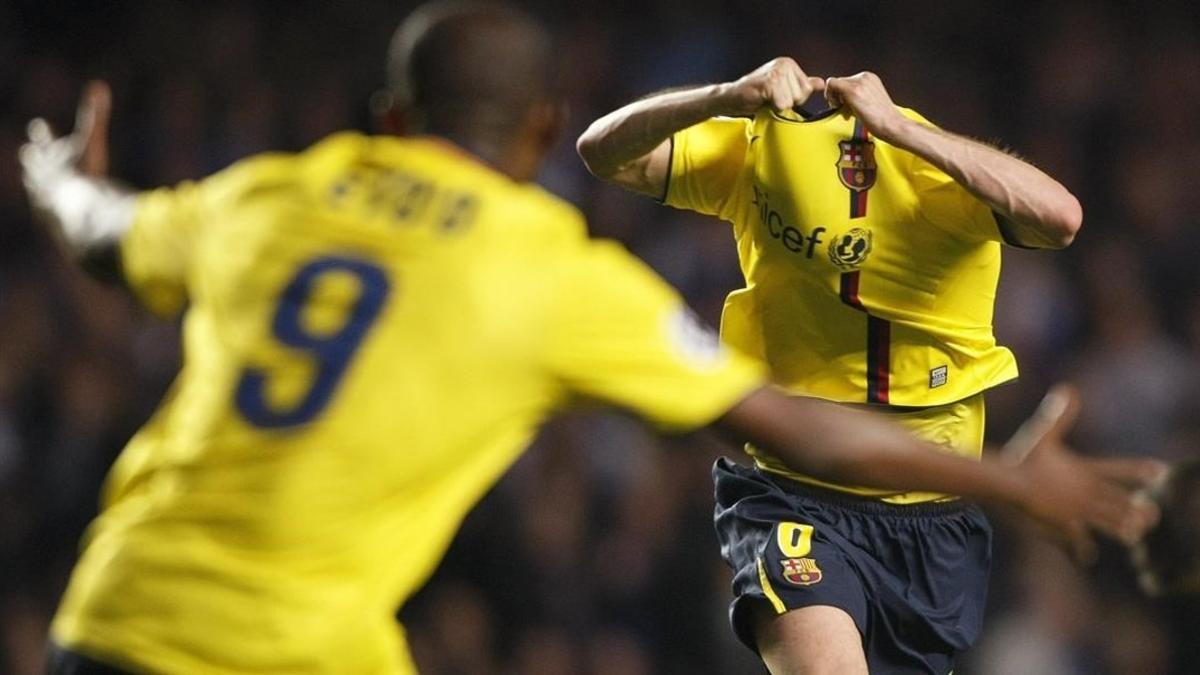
[837,139,877,192]
[781,557,823,586]
[828,227,873,270]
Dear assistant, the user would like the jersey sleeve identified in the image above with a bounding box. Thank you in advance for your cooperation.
[120,180,206,316]
[120,153,289,316]
[546,241,766,430]
[901,109,1004,244]
[663,116,753,222]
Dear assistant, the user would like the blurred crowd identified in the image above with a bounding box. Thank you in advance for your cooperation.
[3,1,1200,673]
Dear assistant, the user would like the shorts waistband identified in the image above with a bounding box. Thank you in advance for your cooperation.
[758,469,973,517]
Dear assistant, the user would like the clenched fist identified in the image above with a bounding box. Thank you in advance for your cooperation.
[824,71,910,142]
[716,57,826,116]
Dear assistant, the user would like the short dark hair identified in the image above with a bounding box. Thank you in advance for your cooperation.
[386,1,554,138]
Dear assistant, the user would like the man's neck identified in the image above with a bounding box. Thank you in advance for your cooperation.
[442,131,539,182]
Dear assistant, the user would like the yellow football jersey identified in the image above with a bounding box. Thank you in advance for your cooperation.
[665,108,1019,499]
[52,133,765,674]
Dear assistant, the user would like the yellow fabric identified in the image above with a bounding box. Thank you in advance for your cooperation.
[665,108,1017,502]
[53,132,765,674]
[666,109,1018,406]
[756,393,987,504]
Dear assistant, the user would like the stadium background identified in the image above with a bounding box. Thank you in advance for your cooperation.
[2,1,1199,673]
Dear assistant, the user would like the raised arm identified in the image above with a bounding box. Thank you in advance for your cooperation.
[825,72,1082,249]
[20,81,136,263]
[714,385,1163,564]
[576,58,824,198]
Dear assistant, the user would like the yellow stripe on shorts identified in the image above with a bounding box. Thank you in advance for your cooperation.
[756,557,787,614]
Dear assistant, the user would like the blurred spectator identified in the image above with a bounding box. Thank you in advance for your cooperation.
[970,541,1104,675]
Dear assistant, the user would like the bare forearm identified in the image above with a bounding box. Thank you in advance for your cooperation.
[809,427,1029,505]
[716,388,1029,505]
[578,58,824,196]
[886,117,1082,247]
[716,385,1162,561]
[576,84,729,177]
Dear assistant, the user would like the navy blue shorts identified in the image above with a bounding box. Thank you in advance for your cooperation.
[713,457,992,675]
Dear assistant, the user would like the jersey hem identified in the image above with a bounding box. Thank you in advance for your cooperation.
[994,211,1047,249]
[781,372,1017,411]
[748,387,993,504]
[50,627,156,675]
[656,134,675,204]
[752,463,964,505]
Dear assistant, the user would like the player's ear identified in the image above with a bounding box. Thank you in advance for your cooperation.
[370,89,409,136]
[530,100,567,156]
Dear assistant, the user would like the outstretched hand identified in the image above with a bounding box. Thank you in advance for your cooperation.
[20,80,112,206]
[1004,385,1165,565]
[18,80,133,261]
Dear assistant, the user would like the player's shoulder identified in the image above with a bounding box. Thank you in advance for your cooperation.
[300,130,375,165]
[505,183,588,241]
[486,187,639,290]
[452,176,590,259]
[686,114,755,139]
[708,115,755,128]
[307,131,588,241]
[199,148,300,203]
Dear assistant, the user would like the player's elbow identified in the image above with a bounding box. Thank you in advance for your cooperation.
[1037,193,1083,249]
[575,131,614,179]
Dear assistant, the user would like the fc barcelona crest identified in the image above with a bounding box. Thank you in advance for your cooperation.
[781,557,823,586]
[836,139,877,192]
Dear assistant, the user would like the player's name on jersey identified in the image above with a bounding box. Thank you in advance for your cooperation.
[328,165,479,232]
[750,184,826,259]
